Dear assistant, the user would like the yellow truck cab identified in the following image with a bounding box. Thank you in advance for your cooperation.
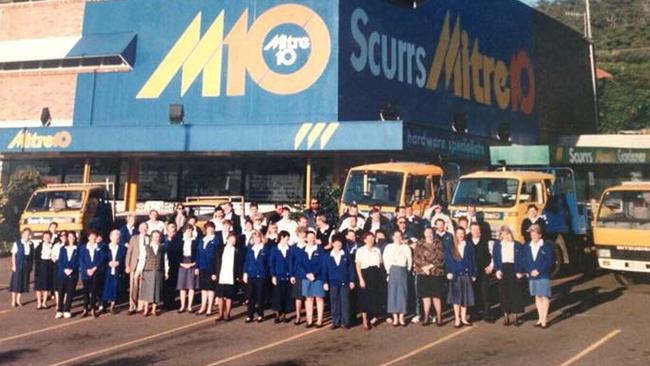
[183,196,245,230]
[448,170,554,241]
[594,181,650,286]
[340,162,443,218]
[20,183,114,241]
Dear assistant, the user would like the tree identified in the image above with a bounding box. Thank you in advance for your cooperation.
[536,0,650,133]
[0,167,43,244]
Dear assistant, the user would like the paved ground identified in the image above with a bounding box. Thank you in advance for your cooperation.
[0,256,649,366]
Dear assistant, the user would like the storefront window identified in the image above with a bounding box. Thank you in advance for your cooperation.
[137,160,179,201]
[180,160,242,199]
[246,158,304,203]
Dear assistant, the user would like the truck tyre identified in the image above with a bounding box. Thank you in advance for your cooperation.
[613,272,650,293]
[551,242,563,278]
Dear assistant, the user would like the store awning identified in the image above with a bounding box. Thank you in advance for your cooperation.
[0,33,137,72]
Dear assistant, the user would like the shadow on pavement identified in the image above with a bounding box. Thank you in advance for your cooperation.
[87,355,156,366]
[548,286,624,326]
[0,348,38,363]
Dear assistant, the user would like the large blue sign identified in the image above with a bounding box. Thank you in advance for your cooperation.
[74,0,339,127]
[338,0,538,144]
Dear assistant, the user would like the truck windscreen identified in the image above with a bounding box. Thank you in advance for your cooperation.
[452,178,519,208]
[26,191,84,212]
[342,171,403,207]
[598,190,650,229]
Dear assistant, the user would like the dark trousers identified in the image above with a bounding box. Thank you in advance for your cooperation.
[329,284,351,327]
[473,274,491,317]
[82,273,104,311]
[57,276,77,313]
[247,278,266,318]
[163,274,178,309]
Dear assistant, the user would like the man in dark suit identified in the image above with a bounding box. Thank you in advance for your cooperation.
[468,222,494,322]
[222,201,242,235]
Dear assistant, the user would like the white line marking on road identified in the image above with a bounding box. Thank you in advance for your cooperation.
[205,326,328,366]
[0,317,93,344]
[50,317,218,366]
[379,327,474,366]
[558,329,622,366]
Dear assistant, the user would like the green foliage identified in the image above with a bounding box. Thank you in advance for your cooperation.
[316,183,342,227]
[0,167,43,244]
[536,0,650,133]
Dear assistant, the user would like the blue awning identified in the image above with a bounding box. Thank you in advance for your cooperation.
[67,33,137,67]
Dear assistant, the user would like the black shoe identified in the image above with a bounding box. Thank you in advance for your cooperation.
[534,322,542,328]
[454,322,462,328]
[503,316,511,326]
[305,322,313,328]
[274,317,282,324]
[461,321,473,327]
[245,317,253,323]
[514,317,523,327]
[256,316,264,323]
[331,324,340,330]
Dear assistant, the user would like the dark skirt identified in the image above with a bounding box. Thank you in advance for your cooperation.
[139,270,163,304]
[177,266,198,290]
[291,281,303,300]
[498,263,526,314]
[357,266,385,318]
[215,284,237,299]
[416,274,445,299]
[447,275,475,306]
[35,260,54,291]
[272,280,294,313]
[9,258,32,293]
[198,271,214,291]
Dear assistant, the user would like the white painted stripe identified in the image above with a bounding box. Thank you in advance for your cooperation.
[558,329,621,366]
[380,327,474,366]
[320,122,339,149]
[0,120,73,128]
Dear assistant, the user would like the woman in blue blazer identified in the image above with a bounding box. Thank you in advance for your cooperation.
[55,232,79,319]
[269,231,294,323]
[103,229,127,314]
[196,222,221,316]
[244,230,270,322]
[522,224,555,329]
[445,227,477,328]
[299,231,327,328]
[79,229,108,318]
[289,227,308,325]
[493,226,527,326]
[323,235,356,329]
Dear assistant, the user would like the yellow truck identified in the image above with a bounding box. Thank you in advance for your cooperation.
[594,181,650,286]
[340,162,443,217]
[20,183,115,241]
[448,168,590,276]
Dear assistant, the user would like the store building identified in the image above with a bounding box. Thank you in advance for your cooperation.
[0,0,594,210]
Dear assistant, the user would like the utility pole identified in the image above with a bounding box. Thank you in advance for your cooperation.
[585,0,599,132]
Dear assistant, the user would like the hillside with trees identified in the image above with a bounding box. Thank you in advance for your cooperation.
[535,0,650,133]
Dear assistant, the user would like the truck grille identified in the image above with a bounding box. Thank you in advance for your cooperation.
[611,248,650,262]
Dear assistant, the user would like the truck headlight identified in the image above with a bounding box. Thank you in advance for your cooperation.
[597,248,611,258]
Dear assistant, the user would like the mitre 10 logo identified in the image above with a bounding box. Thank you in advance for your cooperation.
[137,3,331,99]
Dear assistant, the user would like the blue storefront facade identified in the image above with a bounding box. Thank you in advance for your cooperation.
[0,0,593,205]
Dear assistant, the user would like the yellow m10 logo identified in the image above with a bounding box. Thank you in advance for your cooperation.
[137,4,331,99]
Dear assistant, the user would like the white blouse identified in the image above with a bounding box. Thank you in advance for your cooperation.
[40,242,54,260]
[182,239,193,258]
[108,244,119,275]
[355,246,382,269]
[305,244,317,260]
[330,250,343,266]
[500,240,515,264]
[219,245,236,285]
[458,241,467,259]
[531,239,544,261]
[11,240,31,256]
[382,243,412,273]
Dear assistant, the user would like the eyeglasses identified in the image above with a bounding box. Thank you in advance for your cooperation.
[398,221,406,224]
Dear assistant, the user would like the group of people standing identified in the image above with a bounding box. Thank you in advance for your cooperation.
[8,199,555,330]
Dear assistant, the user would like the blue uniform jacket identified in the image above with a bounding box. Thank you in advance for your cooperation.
[105,244,127,276]
[244,244,270,279]
[298,246,327,281]
[444,242,477,278]
[79,244,108,280]
[492,240,525,273]
[56,246,79,280]
[322,251,356,286]
[197,235,222,274]
[289,245,306,280]
[119,225,136,247]
[521,240,555,279]
[269,246,292,281]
